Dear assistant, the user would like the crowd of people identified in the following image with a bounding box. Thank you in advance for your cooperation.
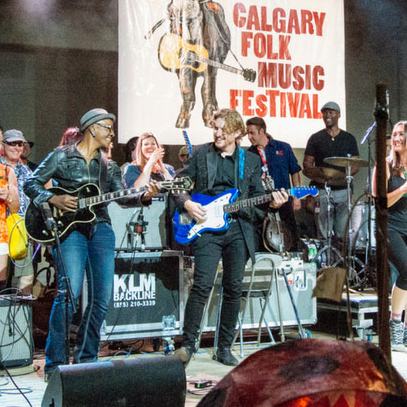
[0,101,402,383]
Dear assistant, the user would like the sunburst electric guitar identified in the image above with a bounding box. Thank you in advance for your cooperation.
[173,186,319,244]
[25,178,192,243]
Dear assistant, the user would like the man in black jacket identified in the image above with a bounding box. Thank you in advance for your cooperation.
[173,108,287,366]
[24,108,159,381]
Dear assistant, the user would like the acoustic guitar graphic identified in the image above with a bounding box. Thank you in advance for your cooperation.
[158,33,256,82]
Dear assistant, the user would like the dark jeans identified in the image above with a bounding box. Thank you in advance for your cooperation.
[183,221,248,350]
[45,222,115,374]
[388,228,407,290]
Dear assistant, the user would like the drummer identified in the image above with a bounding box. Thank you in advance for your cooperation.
[303,101,359,241]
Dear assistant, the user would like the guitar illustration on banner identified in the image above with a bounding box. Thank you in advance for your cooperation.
[159,33,256,82]
[25,178,192,243]
[173,186,319,244]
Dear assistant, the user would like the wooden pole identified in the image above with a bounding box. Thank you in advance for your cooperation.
[375,84,390,360]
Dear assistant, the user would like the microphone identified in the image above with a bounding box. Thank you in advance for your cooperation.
[41,202,56,232]
[135,209,146,252]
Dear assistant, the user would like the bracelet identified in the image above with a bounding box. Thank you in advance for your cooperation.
[6,194,12,204]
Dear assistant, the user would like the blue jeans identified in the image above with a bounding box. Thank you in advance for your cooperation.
[45,222,115,374]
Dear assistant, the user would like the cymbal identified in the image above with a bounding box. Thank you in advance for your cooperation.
[323,156,369,168]
[303,166,347,186]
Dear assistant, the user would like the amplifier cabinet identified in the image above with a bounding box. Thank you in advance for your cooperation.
[0,299,33,367]
[200,258,317,331]
[99,251,184,341]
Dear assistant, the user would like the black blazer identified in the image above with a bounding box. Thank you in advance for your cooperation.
[173,142,268,262]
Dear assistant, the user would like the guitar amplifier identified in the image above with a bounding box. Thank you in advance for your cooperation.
[83,251,184,341]
[0,298,33,367]
[108,195,169,251]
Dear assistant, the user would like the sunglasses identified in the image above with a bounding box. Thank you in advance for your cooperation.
[95,123,115,133]
[3,141,25,147]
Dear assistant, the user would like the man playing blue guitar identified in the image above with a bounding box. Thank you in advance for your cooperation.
[173,108,288,367]
[23,108,160,381]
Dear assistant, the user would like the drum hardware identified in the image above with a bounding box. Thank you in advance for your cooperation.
[308,183,343,268]
[323,157,371,290]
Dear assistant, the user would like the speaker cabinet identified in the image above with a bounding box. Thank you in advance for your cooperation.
[108,196,169,251]
[41,356,186,407]
[82,251,184,341]
[0,299,33,367]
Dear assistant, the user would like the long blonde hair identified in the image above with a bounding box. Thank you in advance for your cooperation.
[389,121,407,174]
[132,132,163,171]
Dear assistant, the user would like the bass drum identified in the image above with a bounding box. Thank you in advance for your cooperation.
[262,213,294,252]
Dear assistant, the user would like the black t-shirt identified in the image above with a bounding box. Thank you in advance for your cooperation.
[212,148,238,195]
[304,129,359,189]
[388,172,407,232]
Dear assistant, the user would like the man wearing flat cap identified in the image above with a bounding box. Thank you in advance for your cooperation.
[303,101,359,242]
[24,108,160,381]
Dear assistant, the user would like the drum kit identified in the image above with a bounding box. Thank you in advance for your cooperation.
[304,156,375,289]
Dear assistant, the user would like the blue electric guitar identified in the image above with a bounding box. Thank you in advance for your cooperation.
[173,186,319,244]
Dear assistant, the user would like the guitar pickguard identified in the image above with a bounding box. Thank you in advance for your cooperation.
[173,189,238,244]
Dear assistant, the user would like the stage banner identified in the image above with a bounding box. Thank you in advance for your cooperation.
[119,0,345,148]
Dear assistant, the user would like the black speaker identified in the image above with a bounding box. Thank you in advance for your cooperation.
[41,356,186,407]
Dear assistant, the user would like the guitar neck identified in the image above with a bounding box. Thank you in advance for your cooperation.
[80,186,147,207]
[224,189,295,213]
[191,53,244,77]
[78,178,191,208]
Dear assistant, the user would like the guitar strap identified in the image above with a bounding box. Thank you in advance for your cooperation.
[257,147,275,190]
[238,147,245,181]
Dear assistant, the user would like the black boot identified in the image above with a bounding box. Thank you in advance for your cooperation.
[215,347,239,366]
[174,344,195,367]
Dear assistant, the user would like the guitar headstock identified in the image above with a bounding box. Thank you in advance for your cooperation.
[161,177,193,193]
[242,69,256,82]
[291,186,319,199]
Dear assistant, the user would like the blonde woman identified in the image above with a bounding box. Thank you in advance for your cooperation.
[373,121,407,350]
[123,132,174,188]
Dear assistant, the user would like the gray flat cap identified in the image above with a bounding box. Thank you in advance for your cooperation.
[80,108,116,132]
[320,101,341,114]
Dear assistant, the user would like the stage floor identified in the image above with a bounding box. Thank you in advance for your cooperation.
[1,329,407,407]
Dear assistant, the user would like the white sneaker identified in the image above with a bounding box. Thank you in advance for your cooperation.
[390,319,405,352]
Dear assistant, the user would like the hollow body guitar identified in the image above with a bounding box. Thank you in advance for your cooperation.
[173,186,319,244]
[25,178,192,243]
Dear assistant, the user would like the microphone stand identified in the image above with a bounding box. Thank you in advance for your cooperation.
[130,208,148,252]
[42,204,77,365]
[360,122,376,283]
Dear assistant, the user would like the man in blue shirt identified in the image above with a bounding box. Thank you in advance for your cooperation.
[246,117,302,251]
